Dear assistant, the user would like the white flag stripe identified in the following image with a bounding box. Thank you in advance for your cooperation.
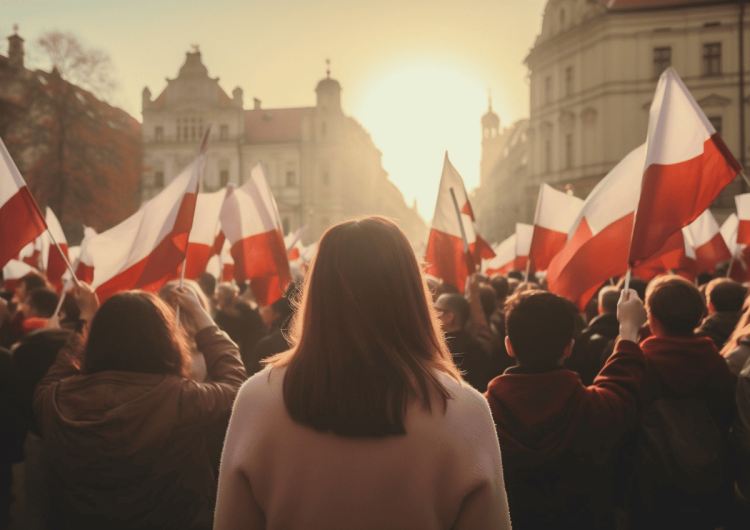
[515,223,534,257]
[736,194,750,222]
[430,153,479,244]
[721,214,739,256]
[535,184,584,232]
[484,234,515,271]
[220,163,282,245]
[684,209,721,248]
[0,138,29,209]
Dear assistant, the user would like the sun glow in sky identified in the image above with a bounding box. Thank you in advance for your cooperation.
[1,0,549,222]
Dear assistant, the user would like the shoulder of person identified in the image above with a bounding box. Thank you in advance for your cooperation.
[435,370,493,420]
[234,365,285,408]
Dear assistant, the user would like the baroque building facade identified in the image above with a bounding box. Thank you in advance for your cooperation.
[141,51,425,246]
[516,0,747,228]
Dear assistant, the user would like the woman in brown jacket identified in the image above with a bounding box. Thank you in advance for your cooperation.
[34,284,246,530]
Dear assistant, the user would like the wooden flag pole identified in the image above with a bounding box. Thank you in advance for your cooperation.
[623,267,632,292]
[449,187,476,273]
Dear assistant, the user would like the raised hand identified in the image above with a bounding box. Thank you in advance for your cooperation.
[617,288,647,343]
[74,283,100,322]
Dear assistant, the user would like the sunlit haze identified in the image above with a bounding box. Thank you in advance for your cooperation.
[2,0,548,221]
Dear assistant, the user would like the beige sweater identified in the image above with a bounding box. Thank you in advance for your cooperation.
[215,366,511,530]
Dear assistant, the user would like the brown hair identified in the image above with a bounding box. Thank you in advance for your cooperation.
[83,291,192,378]
[645,275,705,337]
[266,216,460,437]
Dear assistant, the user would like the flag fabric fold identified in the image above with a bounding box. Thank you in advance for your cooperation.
[528,184,584,271]
[514,223,534,273]
[44,207,69,289]
[682,209,731,275]
[629,67,741,265]
[219,162,291,305]
[176,188,227,281]
[424,153,494,291]
[484,235,516,276]
[0,138,47,270]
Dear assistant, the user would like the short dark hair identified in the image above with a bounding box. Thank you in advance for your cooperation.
[489,275,509,301]
[438,293,470,328]
[84,291,191,378]
[705,278,746,313]
[478,284,497,321]
[18,273,48,294]
[646,275,705,337]
[197,272,216,299]
[28,288,59,318]
[505,290,576,367]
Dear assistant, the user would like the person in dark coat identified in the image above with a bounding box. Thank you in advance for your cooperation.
[213,283,265,372]
[435,293,491,392]
[484,288,647,530]
[247,283,298,376]
[566,285,621,385]
[696,277,746,351]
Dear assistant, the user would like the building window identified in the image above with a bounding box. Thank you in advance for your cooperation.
[653,47,671,79]
[703,43,721,76]
[220,124,229,140]
[219,170,229,187]
[154,171,164,188]
[565,67,573,97]
[544,139,552,173]
[544,76,552,104]
[155,126,163,142]
[565,134,573,169]
[286,170,297,187]
[708,116,723,136]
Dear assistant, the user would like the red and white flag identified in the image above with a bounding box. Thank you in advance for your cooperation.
[483,235,516,276]
[424,153,494,291]
[74,226,97,285]
[44,207,69,289]
[547,143,646,309]
[736,194,750,246]
[528,184,584,271]
[175,187,228,281]
[629,68,741,265]
[633,229,696,281]
[0,138,47,270]
[84,151,205,301]
[1,260,39,293]
[722,212,750,282]
[682,209,731,275]
[219,162,290,305]
[514,223,534,272]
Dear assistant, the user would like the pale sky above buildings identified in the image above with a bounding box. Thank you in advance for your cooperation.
[1,0,548,221]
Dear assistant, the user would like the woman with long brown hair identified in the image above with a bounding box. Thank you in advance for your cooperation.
[34,283,246,530]
[214,217,510,529]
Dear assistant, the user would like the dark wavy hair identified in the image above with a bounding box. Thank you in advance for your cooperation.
[266,216,460,437]
[83,291,192,378]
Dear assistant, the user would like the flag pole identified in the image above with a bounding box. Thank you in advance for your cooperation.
[46,228,80,288]
[449,187,476,273]
[623,267,632,292]
[51,291,66,322]
[741,171,750,188]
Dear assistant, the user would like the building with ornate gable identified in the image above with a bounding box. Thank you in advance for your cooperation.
[141,51,426,246]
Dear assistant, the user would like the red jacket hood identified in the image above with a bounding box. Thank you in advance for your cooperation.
[640,335,733,396]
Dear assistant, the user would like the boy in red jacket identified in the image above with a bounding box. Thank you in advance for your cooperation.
[485,289,647,529]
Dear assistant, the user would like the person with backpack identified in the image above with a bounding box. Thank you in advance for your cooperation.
[627,275,735,530]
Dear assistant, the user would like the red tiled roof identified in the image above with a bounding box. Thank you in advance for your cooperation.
[600,0,732,10]
[244,107,314,143]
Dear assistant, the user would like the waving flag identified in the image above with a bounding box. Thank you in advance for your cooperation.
[737,194,750,245]
[633,229,696,281]
[2,260,39,293]
[514,223,534,272]
[629,68,741,264]
[219,162,290,305]
[44,207,69,289]
[547,143,646,309]
[528,184,584,271]
[0,138,47,270]
[424,153,494,291]
[175,187,228,280]
[484,235,516,276]
[84,150,206,301]
[683,209,731,275]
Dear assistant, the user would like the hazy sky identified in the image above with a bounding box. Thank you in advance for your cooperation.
[1,0,549,221]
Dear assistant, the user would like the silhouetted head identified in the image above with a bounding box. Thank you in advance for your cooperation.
[434,293,470,334]
[705,278,746,313]
[598,286,620,315]
[645,275,705,337]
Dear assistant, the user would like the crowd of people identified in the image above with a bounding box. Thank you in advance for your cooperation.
[0,215,749,529]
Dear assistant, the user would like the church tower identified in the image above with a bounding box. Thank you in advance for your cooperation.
[480,92,502,187]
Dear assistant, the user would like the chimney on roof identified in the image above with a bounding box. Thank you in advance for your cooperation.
[233,87,243,109]
[254,98,261,110]
[8,24,24,70]
[142,87,152,110]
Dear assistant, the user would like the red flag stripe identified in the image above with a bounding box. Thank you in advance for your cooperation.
[0,187,47,270]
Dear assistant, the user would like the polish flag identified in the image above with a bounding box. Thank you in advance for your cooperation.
[44,207,69,289]
[629,68,741,265]
[547,143,647,309]
[682,209,731,275]
[219,162,290,305]
[175,187,228,280]
[424,153,495,291]
[633,229,696,281]
[721,213,750,282]
[2,260,39,293]
[0,137,47,270]
[74,226,98,285]
[484,235,516,276]
[528,184,584,271]
[85,151,206,301]
[219,237,234,282]
[736,194,750,245]
[514,223,534,272]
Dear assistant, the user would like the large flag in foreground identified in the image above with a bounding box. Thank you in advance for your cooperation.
[85,152,205,301]
[629,67,741,264]
[220,162,290,305]
[0,138,47,270]
[424,153,494,291]
[528,184,584,272]
[547,143,646,309]
[633,229,696,281]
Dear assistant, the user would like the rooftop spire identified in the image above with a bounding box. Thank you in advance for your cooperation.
[488,88,493,112]
[326,58,330,79]
[12,23,19,35]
